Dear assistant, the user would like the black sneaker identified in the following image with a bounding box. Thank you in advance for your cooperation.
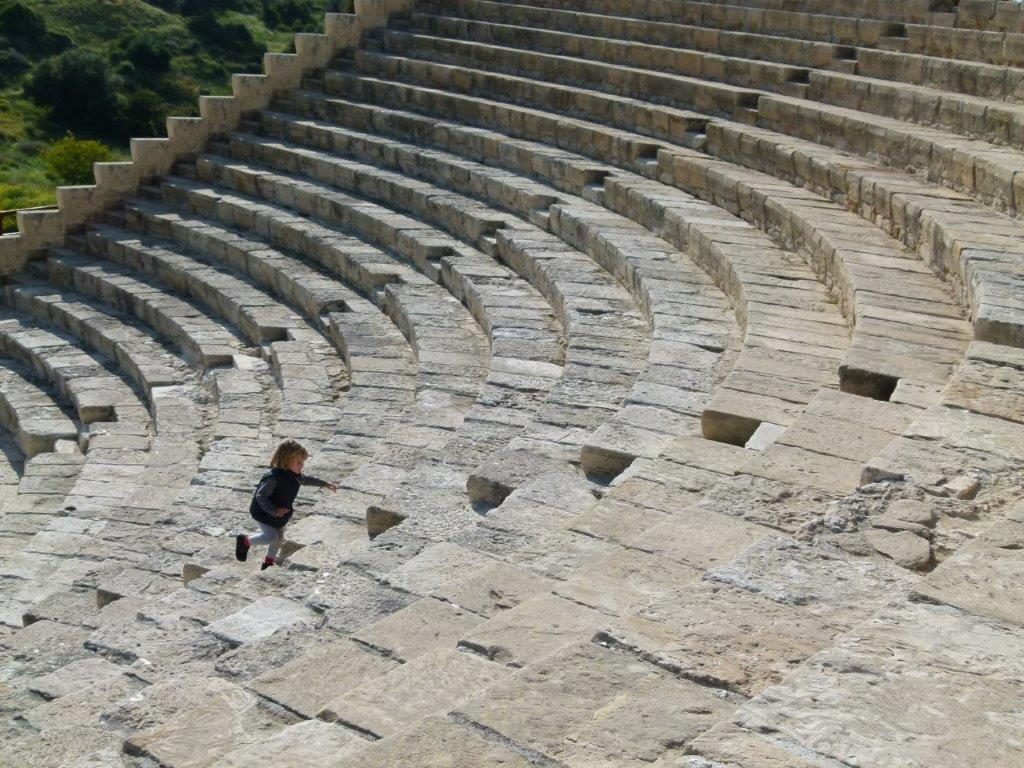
[235,534,249,562]
[260,560,274,571]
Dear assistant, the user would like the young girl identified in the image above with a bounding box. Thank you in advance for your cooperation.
[235,439,338,570]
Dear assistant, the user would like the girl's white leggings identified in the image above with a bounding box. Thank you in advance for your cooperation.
[249,521,284,559]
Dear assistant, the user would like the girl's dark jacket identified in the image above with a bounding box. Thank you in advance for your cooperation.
[249,467,329,528]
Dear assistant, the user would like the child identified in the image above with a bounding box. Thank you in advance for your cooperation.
[235,439,338,570]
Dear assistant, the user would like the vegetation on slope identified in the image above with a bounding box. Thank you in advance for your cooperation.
[0,0,351,232]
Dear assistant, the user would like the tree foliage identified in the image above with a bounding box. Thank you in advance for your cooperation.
[42,136,114,185]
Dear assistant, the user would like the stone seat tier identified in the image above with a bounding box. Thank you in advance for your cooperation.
[853,44,1024,103]
[246,111,735,478]
[0,361,77,459]
[377,16,1024,224]
[405,12,813,98]
[45,249,248,370]
[311,65,963,407]
[702,118,1024,349]
[339,44,1003,352]
[5,283,191,400]
[408,7,1024,156]
[0,313,151,440]
[147,171,531,553]
[418,0,858,72]
[525,0,1024,68]
[193,145,651,479]
[681,0,954,26]
[257,102,846,463]
[118,196,422,481]
[81,219,344,441]
[195,137,651,536]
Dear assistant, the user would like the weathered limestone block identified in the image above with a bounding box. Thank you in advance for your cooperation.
[203,596,317,647]
[27,657,131,701]
[459,594,605,667]
[124,679,279,768]
[554,547,703,616]
[732,602,1024,767]
[864,528,932,570]
[431,562,552,617]
[382,542,497,595]
[351,596,483,661]
[209,720,365,767]
[456,642,734,766]
[318,648,509,737]
[246,639,398,719]
[911,514,1024,626]
[337,716,536,767]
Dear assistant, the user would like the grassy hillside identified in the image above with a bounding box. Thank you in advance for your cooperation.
[0,0,350,232]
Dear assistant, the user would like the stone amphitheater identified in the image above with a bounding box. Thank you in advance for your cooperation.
[0,0,1022,764]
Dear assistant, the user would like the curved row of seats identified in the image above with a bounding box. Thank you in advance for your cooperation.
[1,0,1021,766]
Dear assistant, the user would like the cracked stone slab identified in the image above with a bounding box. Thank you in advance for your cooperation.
[318,648,509,737]
[351,596,484,661]
[203,596,317,648]
[209,720,365,767]
[459,593,605,667]
[246,639,398,719]
[124,679,278,768]
[731,601,1024,767]
[456,641,734,766]
[338,716,537,767]
[431,561,553,618]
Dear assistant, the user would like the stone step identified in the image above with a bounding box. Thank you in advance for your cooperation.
[327,54,974,397]
[452,639,740,766]
[0,312,151,435]
[0,361,79,458]
[84,223,303,346]
[5,282,190,399]
[365,30,760,119]
[406,11,813,97]
[194,145,652,480]
[46,249,246,369]
[854,44,1024,104]
[701,118,1024,348]
[534,0,1024,67]
[411,6,1024,167]
[689,597,1024,767]
[83,219,345,440]
[276,87,851,460]
[318,647,508,738]
[249,110,733,476]
[421,0,856,72]
[670,0,955,26]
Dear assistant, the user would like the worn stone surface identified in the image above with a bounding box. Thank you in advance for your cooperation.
[246,639,398,718]
[203,596,317,647]
[732,602,1024,767]
[351,596,483,661]
[319,648,509,737]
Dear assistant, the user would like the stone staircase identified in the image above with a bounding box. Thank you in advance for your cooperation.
[1,0,1022,766]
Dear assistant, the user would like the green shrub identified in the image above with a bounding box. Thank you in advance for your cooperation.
[122,31,174,72]
[0,48,30,85]
[26,49,121,137]
[122,89,166,137]
[0,1,70,55]
[42,136,113,185]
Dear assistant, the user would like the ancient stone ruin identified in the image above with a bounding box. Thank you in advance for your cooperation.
[1,0,1022,764]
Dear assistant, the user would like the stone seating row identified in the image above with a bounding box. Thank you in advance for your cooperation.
[245,112,737,475]
[307,60,971,403]
[408,8,1024,156]
[516,0,1024,67]
[433,0,1024,104]
[339,36,1024,348]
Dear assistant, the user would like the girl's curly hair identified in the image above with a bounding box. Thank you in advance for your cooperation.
[269,439,309,469]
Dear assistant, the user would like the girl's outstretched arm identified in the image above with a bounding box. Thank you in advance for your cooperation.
[298,473,339,492]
